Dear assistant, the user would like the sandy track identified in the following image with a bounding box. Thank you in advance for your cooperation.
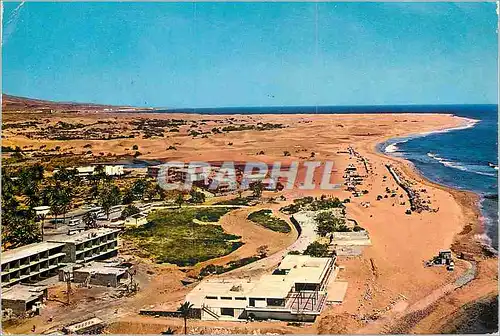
[187,203,298,277]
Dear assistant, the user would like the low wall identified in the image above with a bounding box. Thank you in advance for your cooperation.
[289,216,302,236]
[139,309,201,319]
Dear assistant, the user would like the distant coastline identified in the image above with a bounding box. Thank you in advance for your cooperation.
[144,104,497,115]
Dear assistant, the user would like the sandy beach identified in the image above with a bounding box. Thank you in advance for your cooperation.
[2,109,497,334]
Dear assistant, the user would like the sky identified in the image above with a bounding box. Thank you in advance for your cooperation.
[2,2,498,108]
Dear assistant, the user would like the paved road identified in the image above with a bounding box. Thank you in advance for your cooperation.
[223,210,318,277]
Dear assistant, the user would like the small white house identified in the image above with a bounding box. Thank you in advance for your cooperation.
[104,165,124,177]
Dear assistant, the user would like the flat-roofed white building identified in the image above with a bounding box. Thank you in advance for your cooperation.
[103,165,124,176]
[1,242,66,288]
[76,166,95,177]
[185,255,336,322]
[72,165,124,177]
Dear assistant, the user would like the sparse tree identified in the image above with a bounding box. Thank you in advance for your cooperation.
[82,211,98,229]
[303,241,329,257]
[257,245,269,258]
[251,181,263,198]
[98,184,121,219]
[178,301,194,334]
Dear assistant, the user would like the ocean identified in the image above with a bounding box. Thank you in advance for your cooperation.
[159,104,498,250]
[376,105,498,251]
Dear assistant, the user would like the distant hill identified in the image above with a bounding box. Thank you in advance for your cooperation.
[2,94,141,112]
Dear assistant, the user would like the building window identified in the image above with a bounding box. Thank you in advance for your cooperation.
[235,297,246,300]
[220,308,235,317]
[266,298,285,307]
[205,296,217,300]
[220,297,232,300]
[249,298,265,307]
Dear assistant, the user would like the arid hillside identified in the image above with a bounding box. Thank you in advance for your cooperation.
[2,94,140,113]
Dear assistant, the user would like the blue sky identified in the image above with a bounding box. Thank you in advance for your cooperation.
[2,2,498,108]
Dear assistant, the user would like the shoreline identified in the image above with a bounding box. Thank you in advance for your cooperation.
[370,118,497,334]
[373,118,492,255]
[376,117,497,253]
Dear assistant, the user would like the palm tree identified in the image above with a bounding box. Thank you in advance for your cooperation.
[98,184,121,219]
[178,301,193,334]
[25,183,41,209]
[161,327,175,335]
[59,186,73,223]
[46,185,64,225]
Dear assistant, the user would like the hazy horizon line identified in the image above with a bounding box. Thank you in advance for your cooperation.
[3,92,497,111]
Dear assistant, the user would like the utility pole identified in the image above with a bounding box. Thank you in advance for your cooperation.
[64,271,72,305]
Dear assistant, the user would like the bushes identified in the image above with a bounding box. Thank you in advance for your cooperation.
[280,196,344,214]
[195,207,231,222]
[215,197,250,206]
[247,209,291,233]
[200,256,261,277]
[189,191,205,204]
[315,212,350,236]
[121,205,140,219]
[303,242,329,257]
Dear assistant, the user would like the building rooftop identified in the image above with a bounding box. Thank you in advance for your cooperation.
[2,284,47,301]
[1,242,65,265]
[47,228,120,244]
[186,280,256,307]
[248,275,293,298]
[75,262,128,275]
[186,255,335,307]
[278,255,332,285]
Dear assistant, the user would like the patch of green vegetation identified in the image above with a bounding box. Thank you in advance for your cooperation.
[200,256,261,277]
[214,197,251,206]
[280,196,344,214]
[247,209,291,233]
[303,241,329,257]
[315,212,351,236]
[123,208,242,266]
[194,207,232,222]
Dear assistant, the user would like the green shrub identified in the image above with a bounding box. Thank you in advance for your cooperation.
[303,242,329,257]
[195,207,231,222]
[247,209,291,233]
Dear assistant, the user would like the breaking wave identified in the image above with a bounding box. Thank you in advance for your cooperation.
[427,153,497,177]
[384,139,408,153]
